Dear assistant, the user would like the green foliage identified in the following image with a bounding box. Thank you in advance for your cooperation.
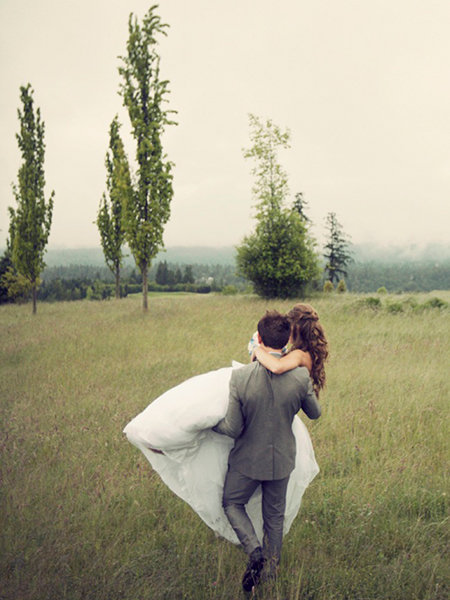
[237,115,320,298]
[221,285,238,295]
[86,281,113,301]
[97,116,132,298]
[242,114,290,214]
[237,208,320,298]
[347,259,450,293]
[377,286,388,294]
[353,294,448,315]
[336,279,347,293]
[0,252,14,303]
[155,261,195,286]
[323,280,334,293]
[358,296,383,310]
[386,300,404,313]
[292,191,310,223]
[118,6,176,311]
[417,296,449,311]
[0,265,33,302]
[323,212,352,285]
[8,84,54,314]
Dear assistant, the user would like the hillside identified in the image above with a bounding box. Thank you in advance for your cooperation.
[35,241,450,268]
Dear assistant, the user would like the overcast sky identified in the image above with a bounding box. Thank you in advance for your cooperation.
[0,0,449,250]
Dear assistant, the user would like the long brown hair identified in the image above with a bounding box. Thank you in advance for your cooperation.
[288,303,329,397]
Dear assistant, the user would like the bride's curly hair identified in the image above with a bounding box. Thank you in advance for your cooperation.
[287,303,329,397]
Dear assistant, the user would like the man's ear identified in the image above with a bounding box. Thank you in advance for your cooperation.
[257,332,262,345]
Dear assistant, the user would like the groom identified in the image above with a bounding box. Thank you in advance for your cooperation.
[213,310,321,592]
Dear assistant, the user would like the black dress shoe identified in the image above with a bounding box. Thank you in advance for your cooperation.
[242,548,266,592]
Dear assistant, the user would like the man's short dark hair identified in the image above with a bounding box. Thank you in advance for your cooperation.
[257,310,290,350]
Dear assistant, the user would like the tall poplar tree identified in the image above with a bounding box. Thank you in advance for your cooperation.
[118,6,176,311]
[8,84,54,314]
[97,116,131,298]
[236,115,319,298]
[323,212,353,284]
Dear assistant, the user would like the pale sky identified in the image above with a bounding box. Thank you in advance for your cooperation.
[0,0,449,250]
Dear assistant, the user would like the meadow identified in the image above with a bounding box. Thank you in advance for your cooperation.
[1,292,449,600]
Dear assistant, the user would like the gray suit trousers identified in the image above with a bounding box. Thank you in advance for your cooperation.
[222,467,290,563]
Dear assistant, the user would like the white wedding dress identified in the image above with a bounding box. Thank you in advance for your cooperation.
[123,361,319,545]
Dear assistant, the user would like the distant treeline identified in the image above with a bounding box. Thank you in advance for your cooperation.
[38,258,450,301]
[2,256,449,304]
[29,261,247,302]
[346,260,450,293]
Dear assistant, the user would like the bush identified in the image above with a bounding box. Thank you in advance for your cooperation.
[357,296,382,310]
[418,297,448,311]
[222,285,238,295]
[323,280,334,294]
[386,301,404,314]
[125,283,142,295]
[337,279,347,294]
[403,297,419,310]
[377,286,388,294]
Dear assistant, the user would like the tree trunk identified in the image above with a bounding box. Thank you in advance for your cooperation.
[142,264,148,312]
[115,265,120,299]
[32,282,37,314]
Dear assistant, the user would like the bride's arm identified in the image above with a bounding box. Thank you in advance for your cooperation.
[254,347,312,374]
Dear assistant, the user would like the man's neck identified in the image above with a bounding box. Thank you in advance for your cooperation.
[260,343,283,355]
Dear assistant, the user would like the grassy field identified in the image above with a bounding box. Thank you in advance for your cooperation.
[1,292,449,600]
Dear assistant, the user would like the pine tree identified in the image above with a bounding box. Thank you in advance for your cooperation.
[118,6,176,311]
[292,192,310,223]
[97,116,131,298]
[155,261,168,285]
[183,265,194,284]
[8,84,54,314]
[323,212,353,285]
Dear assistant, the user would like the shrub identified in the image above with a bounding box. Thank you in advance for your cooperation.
[323,280,334,294]
[402,297,419,310]
[377,286,387,294]
[222,285,238,295]
[337,279,347,294]
[386,301,404,314]
[419,297,448,311]
[357,296,382,310]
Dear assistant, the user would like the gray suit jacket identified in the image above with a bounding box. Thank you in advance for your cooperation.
[213,359,321,480]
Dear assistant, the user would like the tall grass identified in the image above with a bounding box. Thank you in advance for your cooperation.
[1,293,448,599]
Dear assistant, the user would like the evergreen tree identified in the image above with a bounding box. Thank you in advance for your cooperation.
[0,250,14,304]
[118,6,176,311]
[292,192,310,223]
[174,267,182,284]
[96,116,131,298]
[183,265,194,284]
[236,115,320,298]
[155,260,168,285]
[8,84,54,314]
[323,212,353,285]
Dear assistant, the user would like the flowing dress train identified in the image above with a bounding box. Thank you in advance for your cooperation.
[123,362,319,544]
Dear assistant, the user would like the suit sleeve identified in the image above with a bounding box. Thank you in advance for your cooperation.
[301,376,321,420]
[212,373,244,438]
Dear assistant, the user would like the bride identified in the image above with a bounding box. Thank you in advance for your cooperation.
[123,303,328,545]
